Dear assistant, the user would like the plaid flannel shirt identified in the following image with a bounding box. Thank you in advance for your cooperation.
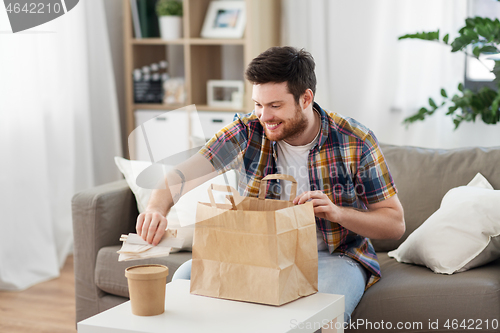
[199,102,398,289]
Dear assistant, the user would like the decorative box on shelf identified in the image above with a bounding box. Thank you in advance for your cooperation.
[133,79,163,104]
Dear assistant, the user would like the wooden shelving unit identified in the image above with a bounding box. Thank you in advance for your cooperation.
[123,0,281,138]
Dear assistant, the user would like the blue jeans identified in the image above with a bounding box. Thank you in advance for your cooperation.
[172,250,368,324]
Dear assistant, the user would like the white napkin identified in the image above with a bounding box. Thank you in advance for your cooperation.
[117,230,184,261]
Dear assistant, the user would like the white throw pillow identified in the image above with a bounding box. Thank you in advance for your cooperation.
[114,156,238,252]
[388,173,500,274]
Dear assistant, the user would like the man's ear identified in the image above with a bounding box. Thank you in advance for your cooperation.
[300,89,314,109]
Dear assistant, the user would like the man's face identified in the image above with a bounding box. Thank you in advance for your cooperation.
[252,82,308,142]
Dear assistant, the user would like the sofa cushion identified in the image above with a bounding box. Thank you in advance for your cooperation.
[351,253,500,332]
[95,246,192,298]
[388,173,500,274]
[374,144,500,252]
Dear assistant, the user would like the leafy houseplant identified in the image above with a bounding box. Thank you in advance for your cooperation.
[400,13,500,129]
[156,0,183,40]
[156,0,183,16]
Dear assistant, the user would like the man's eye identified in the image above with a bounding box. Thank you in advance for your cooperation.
[255,103,262,107]
[272,105,280,108]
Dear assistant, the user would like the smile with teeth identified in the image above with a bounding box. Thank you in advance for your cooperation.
[266,122,282,130]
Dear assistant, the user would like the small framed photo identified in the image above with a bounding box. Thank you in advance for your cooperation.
[207,80,244,109]
[201,1,246,39]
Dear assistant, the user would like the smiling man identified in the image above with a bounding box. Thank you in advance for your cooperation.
[136,46,405,323]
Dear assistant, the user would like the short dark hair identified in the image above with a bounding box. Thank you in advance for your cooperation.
[245,46,316,104]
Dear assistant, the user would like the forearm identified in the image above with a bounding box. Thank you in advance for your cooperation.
[295,192,405,240]
[337,205,405,240]
[146,188,174,216]
[145,153,217,216]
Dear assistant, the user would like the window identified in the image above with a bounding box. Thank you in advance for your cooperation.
[464,0,500,91]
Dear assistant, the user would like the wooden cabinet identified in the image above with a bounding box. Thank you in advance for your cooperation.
[123,0,280,159]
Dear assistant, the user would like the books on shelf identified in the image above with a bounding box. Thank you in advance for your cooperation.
[129,0,142,38]
[138,0,160,38]
[130,0,160,39]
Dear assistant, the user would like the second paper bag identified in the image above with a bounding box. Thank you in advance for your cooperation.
[190,174,318,306]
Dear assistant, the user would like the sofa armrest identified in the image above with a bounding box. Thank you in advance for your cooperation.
[72,179,138,322]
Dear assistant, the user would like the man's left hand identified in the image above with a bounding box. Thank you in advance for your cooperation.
[293,190,341,222]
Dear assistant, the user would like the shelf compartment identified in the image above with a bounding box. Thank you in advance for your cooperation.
[186,0,212,39]
[132,45,167,70]
[188,45,222,106]
[188,44,247,109]
[132,44,185,77]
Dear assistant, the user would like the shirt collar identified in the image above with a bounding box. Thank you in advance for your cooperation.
[314,102,330,150]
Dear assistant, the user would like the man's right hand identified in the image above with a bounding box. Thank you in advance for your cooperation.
[136,210,168,246]
[135,154,217,246]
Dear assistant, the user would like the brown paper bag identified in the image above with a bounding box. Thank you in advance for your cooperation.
[190,174,318,306]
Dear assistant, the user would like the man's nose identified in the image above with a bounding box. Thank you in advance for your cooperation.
[259,107,273,122]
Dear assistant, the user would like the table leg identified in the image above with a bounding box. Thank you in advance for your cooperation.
[321,313,344,333]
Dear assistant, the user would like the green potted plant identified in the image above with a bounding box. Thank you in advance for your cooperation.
[156,0,183,40]
[399,14,500,129]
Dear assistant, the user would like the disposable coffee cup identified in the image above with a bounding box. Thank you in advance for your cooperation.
[125,264,169,316]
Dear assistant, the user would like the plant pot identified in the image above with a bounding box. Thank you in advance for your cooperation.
[159,16,183,40]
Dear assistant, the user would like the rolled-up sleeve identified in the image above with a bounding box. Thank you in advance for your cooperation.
[355,131,397,205]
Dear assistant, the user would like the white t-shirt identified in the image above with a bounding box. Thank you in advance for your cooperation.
[276,123,328,251]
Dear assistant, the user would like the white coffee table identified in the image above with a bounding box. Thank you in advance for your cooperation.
[78,279,345,333]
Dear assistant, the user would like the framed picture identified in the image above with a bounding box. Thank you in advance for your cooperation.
[207,80,244,109]
[201,1,246,39]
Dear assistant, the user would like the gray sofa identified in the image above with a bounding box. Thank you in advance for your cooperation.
[72,144,500,332]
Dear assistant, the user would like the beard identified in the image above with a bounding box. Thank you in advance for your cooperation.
[260,104,309,142]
